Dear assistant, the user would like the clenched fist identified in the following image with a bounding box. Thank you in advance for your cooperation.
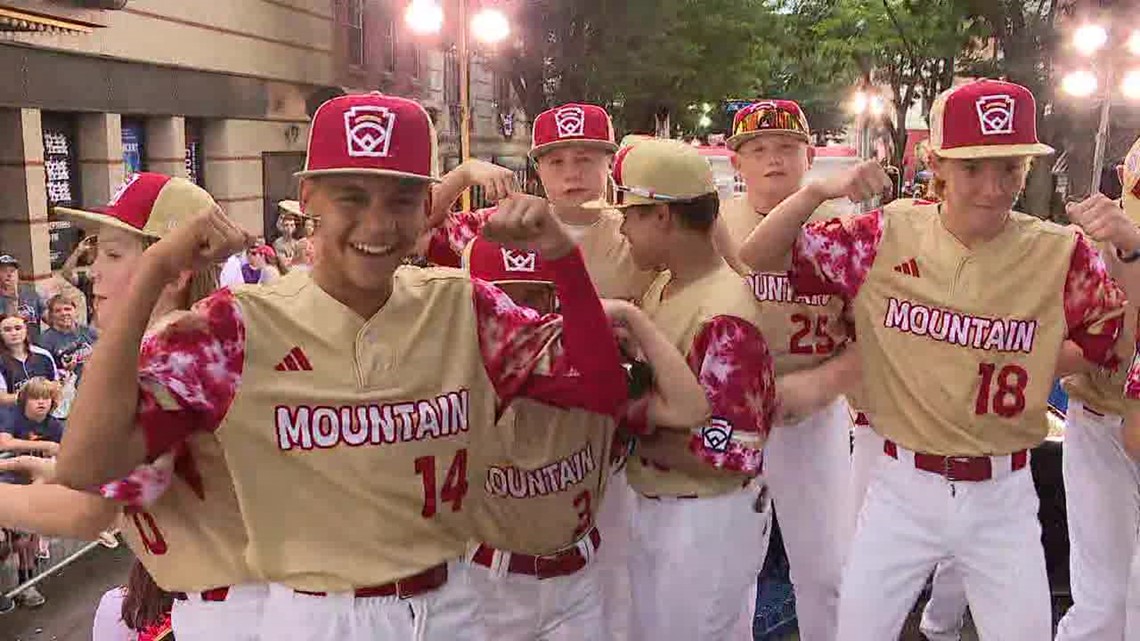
[143,205,254,283]
[482,194,576,260]
[809,160,892,204]
[1066,193,1140,253]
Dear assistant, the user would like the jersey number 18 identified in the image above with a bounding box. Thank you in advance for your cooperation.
[975,362,1029,418]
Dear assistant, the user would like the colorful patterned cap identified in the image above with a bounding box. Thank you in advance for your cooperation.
[297,92,440,181]
[929,79,1054,159]
[530,103,618,159]
[727,100,811,150]
[1121,137,1140,224]
[465,234,558,285]
[55,172,216,239]
[604,137,716,208]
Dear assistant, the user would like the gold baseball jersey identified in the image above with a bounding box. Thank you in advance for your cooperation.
[719,195,849,376]
[1063,303,1139,417]
[790,200,1125,456]
[626,263,776,498]
[429,206,656,300]
[117,434,255,592]
[469,398,615,555]
[133,256,627,592]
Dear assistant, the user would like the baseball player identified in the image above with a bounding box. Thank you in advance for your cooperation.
[54,173,267,641]
[738,79,1126,641]
[54,93,628,641]
[425,103,657,640]
[714,100,855,641]
[462,234,709,640]
[1055,141,1140,641]
[603,137,777,640]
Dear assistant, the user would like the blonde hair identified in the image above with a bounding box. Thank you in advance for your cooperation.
[18,376,61,411]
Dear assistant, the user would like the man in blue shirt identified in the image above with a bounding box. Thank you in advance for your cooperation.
[38,294,96,377]
[0,254,45,343]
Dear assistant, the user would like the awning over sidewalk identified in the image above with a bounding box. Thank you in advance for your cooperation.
[0,5,96,33]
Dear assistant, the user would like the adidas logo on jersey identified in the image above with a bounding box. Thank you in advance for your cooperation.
[275,346,313,372]
[893,258,921,278]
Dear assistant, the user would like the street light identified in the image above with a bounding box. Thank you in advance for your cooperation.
[1061,69,1099,98]
[471,7,510,44]
[1061,23,1140,192]
[405,0,511,208]
[1074,24,1108,56]
[405,0,443,35]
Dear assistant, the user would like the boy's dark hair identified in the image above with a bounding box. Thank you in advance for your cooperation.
[667,192,720,233]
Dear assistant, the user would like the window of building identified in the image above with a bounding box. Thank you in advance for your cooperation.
[411,42,422,80]
[346,0,365,67]
[381,14,397,73]
[121,117,147,174]
[494,73,513,112]
[41,113,82,270]
[185,119,205,187]
[444,47,460,106]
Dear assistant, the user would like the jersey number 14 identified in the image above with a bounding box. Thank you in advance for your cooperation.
[415,449,469,518]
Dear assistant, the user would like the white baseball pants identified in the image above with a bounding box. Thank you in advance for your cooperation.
[629,482,771,641]
[836,447,1051,641]
[1055,400,1140,641]
[466,554,604,640]
[849,419,969,641]
[765,397,853,641]
[594,467,636,641]
[170,583,267,641]
[256,562,485,641]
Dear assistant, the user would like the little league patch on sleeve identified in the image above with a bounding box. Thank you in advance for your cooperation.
[701,417,734,452]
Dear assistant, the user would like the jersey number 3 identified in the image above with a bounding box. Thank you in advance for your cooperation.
[789,314,836,355]
[415,449,469,519]
[975,363,1029,418]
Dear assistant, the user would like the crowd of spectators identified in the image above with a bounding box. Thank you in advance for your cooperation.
[0,252,97,612]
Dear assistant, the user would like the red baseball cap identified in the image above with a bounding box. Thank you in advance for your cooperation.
[297,92,440,181]
[928,79,1054,159]
[55,172,216,239]
[465,235,557,285]
[727,100,812,150]
[530,103,618,159]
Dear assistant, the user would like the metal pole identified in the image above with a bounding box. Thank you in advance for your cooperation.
[1091,62,1115,194]
[4,540,106,600]
[458,0,472,211]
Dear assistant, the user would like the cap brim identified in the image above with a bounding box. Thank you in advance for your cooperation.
[277,200,304,217]
[53,206,155,238]
[934,143,1055,159]
[727,130,811,151]
[294,168,440,183]
[530,139,618,160]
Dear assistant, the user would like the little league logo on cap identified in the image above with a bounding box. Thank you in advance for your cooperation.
[727,99,811,151]
[929,79,1053,159]
[344,105,397,158]
[530,103,617,159]
[55,172,217,239]
[298,92,439,182]
[466,236,556,284]
[605,137,716,208]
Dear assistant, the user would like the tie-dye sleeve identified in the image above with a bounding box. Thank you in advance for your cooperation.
[135,289,247,459]
[1064,233,1125,370]
[426,207,496,267]
[474,248,628,418]
[685,316,776,476]
[789,209,884,301]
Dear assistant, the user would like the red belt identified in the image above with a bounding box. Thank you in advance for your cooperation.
[173,586,231,602]
[1082,403,1106,418]
[471,528,601,580]
[295,564,448,599]
[883,440,1028,482]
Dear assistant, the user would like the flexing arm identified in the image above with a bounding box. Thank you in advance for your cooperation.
[738,161,889,272]
[57,207,249,489]
[61,238,95,287]
[429,159,518,228]
[476,195,628,417]
[606,300,710,432]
